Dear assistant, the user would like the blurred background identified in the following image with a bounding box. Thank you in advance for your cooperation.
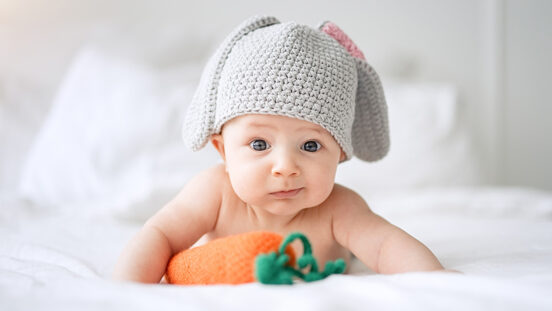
[1,0,551,210]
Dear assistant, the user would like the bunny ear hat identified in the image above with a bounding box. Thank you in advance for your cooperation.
[183,15,389,162]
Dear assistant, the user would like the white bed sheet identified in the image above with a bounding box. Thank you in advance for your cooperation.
[1,187,552,310]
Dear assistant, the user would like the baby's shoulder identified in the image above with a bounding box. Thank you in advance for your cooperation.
[205,162,227,177]
[325,184,369,208]
[322,184,380,237]
[319,183,373,218]
[176,163,229,198]
[191,163,228,185]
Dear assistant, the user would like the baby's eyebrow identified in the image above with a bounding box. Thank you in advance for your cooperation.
[246,122,277,130]
[246,122,323,134]
[298,126,324,134]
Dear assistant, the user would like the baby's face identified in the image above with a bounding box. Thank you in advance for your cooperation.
[211,114,345,217]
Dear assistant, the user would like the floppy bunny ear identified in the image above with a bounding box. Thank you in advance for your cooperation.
[183,15,280,151]
[319,21,389,162]
[351,58,389,161]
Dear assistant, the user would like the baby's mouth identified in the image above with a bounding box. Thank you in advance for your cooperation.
[269,188,303,199]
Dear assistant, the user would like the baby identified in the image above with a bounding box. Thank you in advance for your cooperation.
[113,15,444,283]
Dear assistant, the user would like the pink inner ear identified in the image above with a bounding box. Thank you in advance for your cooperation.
[321,22,366,61]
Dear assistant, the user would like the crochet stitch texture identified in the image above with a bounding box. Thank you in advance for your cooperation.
[183,15,389,162]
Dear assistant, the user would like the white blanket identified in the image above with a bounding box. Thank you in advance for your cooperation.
[2,187,552,310]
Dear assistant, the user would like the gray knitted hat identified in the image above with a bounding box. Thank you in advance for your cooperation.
[183,15,389,162]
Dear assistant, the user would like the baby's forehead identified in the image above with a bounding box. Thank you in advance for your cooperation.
[224,114,328,133]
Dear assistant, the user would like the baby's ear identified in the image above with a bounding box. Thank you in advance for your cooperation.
[339,150,347,163]
[210,134,226,162]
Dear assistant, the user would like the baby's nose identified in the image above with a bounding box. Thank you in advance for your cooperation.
[271,149,300,177]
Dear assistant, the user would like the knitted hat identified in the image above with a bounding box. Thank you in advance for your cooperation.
[183,15,389,162]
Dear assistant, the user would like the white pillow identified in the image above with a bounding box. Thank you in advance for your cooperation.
[335,81,481,196]
[0,76,50,195]
[18,48,219,220]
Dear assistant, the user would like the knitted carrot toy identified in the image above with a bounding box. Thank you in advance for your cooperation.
[165,231,346,285]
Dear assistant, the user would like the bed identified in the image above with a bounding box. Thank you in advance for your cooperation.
[2,33,552,311]
[2,187,552,310]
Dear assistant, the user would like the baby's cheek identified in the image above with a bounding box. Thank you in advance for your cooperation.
[228,169,262,202]
[309,170,337,202]
[314,183,335,204]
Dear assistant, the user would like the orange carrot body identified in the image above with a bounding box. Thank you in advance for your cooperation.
[165,231,296,285]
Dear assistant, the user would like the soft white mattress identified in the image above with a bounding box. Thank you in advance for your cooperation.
[2,187,552,310]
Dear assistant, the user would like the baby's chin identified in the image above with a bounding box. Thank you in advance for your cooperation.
[238,190,331,217]
[255,198,324,216]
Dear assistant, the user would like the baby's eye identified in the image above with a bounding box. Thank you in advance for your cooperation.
[302,140,321,152]
[250,139,270,151]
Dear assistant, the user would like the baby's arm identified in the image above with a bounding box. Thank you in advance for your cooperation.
[112,165,224,283]
[331,186,444,274]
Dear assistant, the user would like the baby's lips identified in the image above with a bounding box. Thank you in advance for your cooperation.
[270,188,304,198]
